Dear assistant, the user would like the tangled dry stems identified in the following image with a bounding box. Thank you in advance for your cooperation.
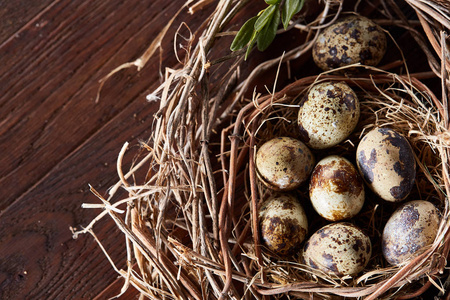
[73,0,450,299]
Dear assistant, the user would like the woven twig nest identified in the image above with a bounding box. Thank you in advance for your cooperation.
[75,0,450,299]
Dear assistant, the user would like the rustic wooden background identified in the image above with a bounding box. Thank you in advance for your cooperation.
[0,0,448,299]
[0,0,216,298]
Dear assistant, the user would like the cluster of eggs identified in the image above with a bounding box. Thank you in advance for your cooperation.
[255,15,440,277]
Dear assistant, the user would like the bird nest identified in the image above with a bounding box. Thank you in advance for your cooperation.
[74,0,450,299]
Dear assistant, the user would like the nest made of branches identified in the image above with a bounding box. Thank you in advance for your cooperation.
[74,0,450,299]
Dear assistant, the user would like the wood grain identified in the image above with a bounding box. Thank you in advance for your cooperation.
[0,0,174,211]
[0,0,212,299]
[0,0,56,45]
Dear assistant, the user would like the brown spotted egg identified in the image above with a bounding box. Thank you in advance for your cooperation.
[382,200,440,265]
[259,193,308,256]
[256,137,314,191]
[309,155,365,221]
[303,222,371,276]
[313,15,387,71]
[298,82,360,149]
[356,127,416,202]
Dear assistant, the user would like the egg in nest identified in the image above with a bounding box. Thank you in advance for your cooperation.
[382,200,440,265]
[356,127,416,202]
[256,137,314,191]
[303,222,372,276]
[298,81,360,149]
[309,155,365,221]
[259,193,308,256]
[313,15,387,71]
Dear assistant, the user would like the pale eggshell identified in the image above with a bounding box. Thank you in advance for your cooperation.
[256,137,314,191]
[309,155,365,221]
[259,193,308,256]
[313,15,387,71]
[382,200,440,265]
[303,222,371,276]
[356,127,416,202]
[298,82,360,149]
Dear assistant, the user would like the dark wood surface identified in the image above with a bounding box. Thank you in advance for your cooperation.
[1,1,448,299]
[0,1,214,299]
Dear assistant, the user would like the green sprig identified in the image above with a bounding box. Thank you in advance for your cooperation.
[230,0,305,59]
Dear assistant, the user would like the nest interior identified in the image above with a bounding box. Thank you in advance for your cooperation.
[74,0,450,299]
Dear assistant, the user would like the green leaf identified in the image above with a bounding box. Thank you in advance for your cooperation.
[254,4,277,32]
[245,34,258,60]
[257,5,280,51]
[265,0,280,5]
[282,0,304,29]
[230,16,258,51]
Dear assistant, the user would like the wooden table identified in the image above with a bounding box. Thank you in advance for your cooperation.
[0,0,215,298]
[1,0,448,299]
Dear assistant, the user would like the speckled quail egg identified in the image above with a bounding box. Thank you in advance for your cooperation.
[298,82,360,149]
[382,200,440,265]
[309,155,365,221]
[259,193,308,256]
[356,127,416,202]
[256,137,314,191]
[313,15,387,71]
[303,222,371,276]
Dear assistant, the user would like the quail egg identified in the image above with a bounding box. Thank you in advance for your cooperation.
[298,82,360,149]
[259,193,308,256]
[382,200,440,265]
[256,137,314,190]
[313,15,387,71]
[356,127,416,202]
[309,155,365,221]
[303,222,372,276]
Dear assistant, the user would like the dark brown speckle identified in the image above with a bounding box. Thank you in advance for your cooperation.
[378,128,415,200]
[357,148,377,184]
[322,253,340,274]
